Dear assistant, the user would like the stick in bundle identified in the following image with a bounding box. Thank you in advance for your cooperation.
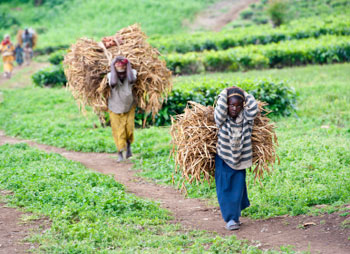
[64,24,172,122]
[170,101,278,192]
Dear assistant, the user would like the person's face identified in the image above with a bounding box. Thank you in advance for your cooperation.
[228,97,244,118]
[114,61,126,72]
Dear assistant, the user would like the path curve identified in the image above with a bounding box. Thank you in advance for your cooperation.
[0,131,349,253]
[188,0,261,32]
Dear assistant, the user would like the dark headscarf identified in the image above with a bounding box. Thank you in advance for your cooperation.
[227,86,245,102]
[110,56,136,87]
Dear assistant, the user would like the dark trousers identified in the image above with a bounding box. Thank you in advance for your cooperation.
[215,155,250,222]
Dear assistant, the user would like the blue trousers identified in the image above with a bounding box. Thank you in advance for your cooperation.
[215,155,250,222]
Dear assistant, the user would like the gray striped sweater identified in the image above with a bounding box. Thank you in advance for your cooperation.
[214,89,259,170]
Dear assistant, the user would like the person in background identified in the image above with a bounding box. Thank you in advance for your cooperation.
[107,56,137,162]
[22,28,34,65]
[0,34,15,79]
[14,43,24,66]
[214,86,259,230]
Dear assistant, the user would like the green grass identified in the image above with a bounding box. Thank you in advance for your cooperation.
[0,0,216,49]
[1,143,294,253]
[0,63,349,219]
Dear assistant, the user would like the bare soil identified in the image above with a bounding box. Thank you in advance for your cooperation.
[0,191,48,254]
[188,0,261,32]
[0,131,349,253]
[0,62,49,89]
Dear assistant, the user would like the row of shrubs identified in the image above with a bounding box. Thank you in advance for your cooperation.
[133,79,296,127]
[164,35,350,74]
[149,15,350,54]
[30,64,296,126]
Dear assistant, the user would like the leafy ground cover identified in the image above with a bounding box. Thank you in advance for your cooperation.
[1,143,295,253]
[0,0,217,50]
[1,63,349,220]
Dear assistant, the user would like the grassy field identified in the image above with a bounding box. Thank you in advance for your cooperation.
[1,63,349,220]
[0,0,216,49]
[1,143,298,253]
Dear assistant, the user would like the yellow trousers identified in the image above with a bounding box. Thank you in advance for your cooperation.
[2,55,14,73]
[109,105,136,151]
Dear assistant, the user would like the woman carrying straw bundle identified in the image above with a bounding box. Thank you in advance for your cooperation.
[214,86,258,230]
[0,35,15,79]
[107,56,137,162]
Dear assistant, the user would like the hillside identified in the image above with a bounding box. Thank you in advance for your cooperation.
[0,0,217,49]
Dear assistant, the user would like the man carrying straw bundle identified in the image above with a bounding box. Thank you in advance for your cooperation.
[107,56,137,162]
[214,86,258,230]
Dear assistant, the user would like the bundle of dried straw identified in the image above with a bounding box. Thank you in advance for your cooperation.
[64,24,172,120]
[170,101,278,190]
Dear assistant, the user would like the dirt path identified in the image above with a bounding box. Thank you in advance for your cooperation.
[0,131,349,253]
[0,191,48,254]
[188,0,260,31]
[0,62,49,89]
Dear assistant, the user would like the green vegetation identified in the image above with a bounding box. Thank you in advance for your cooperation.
[150,16,350,54]
[32,64,66,87]
[227,0,350,28]
[48,49,66,65]
[1,63,349,219]
[266,0,287,27]
[165,35,350,74]
[146,79,296,126]
[0,0,217,50]
[1,143,289,253]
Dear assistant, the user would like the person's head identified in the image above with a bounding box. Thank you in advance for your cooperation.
[227,86,245,118]
[24,28,29,35]
[114,57,128,72]
[2,34,10,45]
[110,56,136,86]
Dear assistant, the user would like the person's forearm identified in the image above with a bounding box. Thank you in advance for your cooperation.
[243,92,258,120]
[215,90,228,127]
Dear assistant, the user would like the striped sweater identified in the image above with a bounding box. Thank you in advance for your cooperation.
[214,89,259,170]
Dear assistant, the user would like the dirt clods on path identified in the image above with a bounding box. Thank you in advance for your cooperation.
[1,131,349,253]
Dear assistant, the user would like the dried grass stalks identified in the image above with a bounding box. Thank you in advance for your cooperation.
[170,101,278,189]
[63,24,172,119]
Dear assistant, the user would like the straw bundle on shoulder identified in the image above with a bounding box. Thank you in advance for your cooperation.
[170,101,278,190]
[64,24,172,119]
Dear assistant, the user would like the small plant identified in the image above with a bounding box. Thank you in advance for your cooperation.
[266,0,288,27]
[240,9,254,20]
[32,64,67,87]
[341,219,350,229]
[48,50,66,65]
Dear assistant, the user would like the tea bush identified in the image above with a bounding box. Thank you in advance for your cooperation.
[32,64,66,87]
[164,35,350,74]
[150,16,350,54]
[48,49,66,65]
[140,79,296,126]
